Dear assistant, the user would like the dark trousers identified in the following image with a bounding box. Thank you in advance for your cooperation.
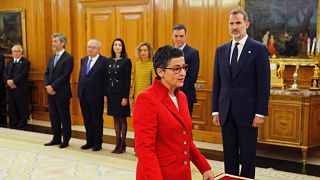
[221,108,258,179]
[79,97,104,148]
[7,91,29,128]
[48,96,71,143]
[0,87,7,126]
[188,101,194,116]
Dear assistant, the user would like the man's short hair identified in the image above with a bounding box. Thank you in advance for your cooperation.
[11,44,23,52]
[229,8,249,21]
[153,45,184,79]
[51,33,67,48]
[88,39,102,49]
[173,24,187,34]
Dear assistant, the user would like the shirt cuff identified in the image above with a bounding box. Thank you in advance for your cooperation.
[212,112,219,116]
[255,114,266,118]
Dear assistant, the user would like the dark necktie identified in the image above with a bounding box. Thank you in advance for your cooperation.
[86,59,92,75]
[230,42,239,75]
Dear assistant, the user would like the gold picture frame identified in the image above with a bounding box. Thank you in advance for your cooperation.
[239,0,320,66]
[0,9,27,57]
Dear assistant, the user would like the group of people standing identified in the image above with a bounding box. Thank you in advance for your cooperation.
[0,23,201,153]
[0,7,270,180]
[43,23,202,155]
[43,35,134,153]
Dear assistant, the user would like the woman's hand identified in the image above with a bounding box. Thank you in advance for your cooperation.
[203,170,214,180]
[121,98,128,106]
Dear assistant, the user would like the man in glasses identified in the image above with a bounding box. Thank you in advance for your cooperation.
[212,9,270,179]
[172,24,200,116]
[3,45,30,129]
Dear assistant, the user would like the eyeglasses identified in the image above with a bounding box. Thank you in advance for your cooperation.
[163,64,189,74]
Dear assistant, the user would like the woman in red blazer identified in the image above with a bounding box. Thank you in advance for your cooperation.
[133,45,213,180]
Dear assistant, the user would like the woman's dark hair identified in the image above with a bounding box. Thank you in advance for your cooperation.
[111,38,127,58]
[153,45,184,79]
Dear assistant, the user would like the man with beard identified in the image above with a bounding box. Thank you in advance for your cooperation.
[44,33,74,148]
[212,9,270,179]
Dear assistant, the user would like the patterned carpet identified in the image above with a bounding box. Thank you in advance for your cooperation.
[0,128,319,180]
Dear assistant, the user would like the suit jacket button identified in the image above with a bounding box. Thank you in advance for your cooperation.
[184,150,187,155]
[183,141,187,145]
[183,130,186,135]
[184,161,187,165]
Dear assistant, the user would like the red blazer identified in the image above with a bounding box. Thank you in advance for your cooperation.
[133,78,211,180]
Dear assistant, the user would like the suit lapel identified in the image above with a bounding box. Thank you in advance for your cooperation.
[87,56,100,75]
[223,41,232,81]
[232,38,252,79]
[53,52,65,71]
[163,96,187,128]
[183,44,190,59]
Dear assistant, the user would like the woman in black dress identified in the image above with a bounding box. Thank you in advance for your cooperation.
[105,38,132,154]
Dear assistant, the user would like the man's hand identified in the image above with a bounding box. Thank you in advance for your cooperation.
[212,115,220,126]
[46,85,56,95]
[252,116,264,128]
[7,79,15,89]
[203,170,214,180]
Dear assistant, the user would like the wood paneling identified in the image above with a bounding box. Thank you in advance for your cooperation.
[116,5,150,60]
[1,0,240,143]
[259,92,320,164]
[86,7,116,56]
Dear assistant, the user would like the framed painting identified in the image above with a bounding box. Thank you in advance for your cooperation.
[240,0,319,65]
[0,9,27,57]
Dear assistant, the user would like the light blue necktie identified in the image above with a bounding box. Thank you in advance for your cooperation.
[53,54,60,67]
[86,59,92,75]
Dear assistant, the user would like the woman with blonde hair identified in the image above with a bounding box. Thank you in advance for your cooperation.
[131,42,155,104]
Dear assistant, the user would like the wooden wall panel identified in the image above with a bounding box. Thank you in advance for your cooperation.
[309,97,320,145]
[153,0,174,48]
[86,7,116,56]
[116,5,149,60]
[174,0,209,83]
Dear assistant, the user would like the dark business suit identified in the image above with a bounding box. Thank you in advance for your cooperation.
[3,57,30,128]
[78,55,107,149]
[0,54,6,126]
[44,51,74,143]
[212,37,270,178]
[181,44,199,115]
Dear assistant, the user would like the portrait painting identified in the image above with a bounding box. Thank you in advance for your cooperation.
[242,0,318,59]
[0,9,26,56]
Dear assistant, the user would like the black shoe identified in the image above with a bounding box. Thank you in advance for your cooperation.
[92,146,102,151]
[81,144,93,150]
[16,124,27,130]
[59,142,69,148]
[44,140,61,146]
[0,124,7,128]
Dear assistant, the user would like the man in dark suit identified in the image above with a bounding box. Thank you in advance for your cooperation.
[212,9,270,179]
[44,33,74,148]
[3,45,30,129]
[0,53,6,127]
[78,39,107,151]
[172,24,200,115]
